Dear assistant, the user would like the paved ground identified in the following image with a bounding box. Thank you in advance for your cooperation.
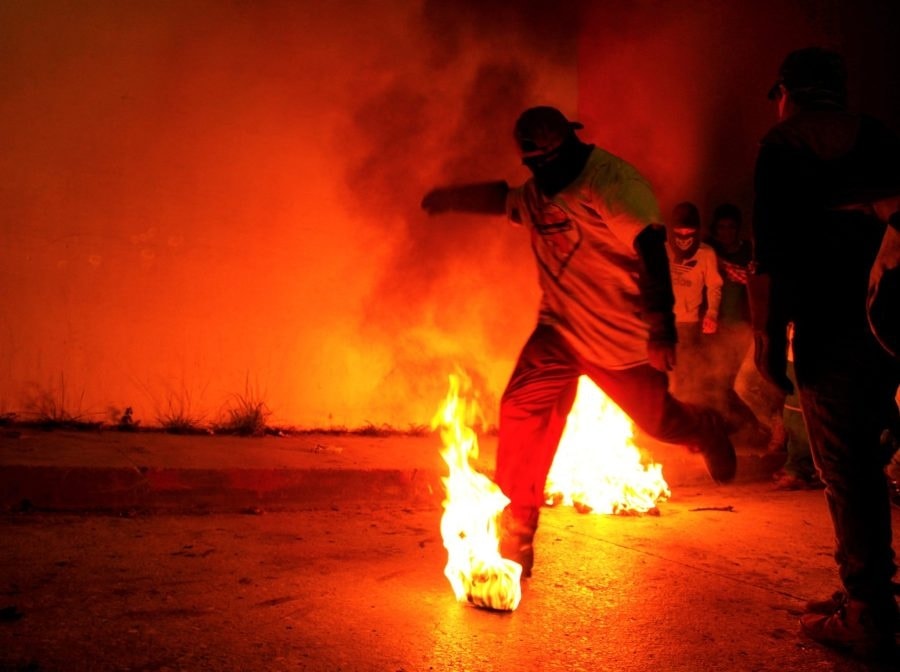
[0,429,896,671]
[1,485,897,672]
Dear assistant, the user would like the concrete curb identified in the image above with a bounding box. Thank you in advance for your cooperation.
[0,455,785,514]
[0,429,786,513]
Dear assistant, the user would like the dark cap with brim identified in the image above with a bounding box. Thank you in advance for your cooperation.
[514,106,584,155]
[767,47,847,102]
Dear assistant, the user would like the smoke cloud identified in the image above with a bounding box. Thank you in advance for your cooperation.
[0,0,579,428]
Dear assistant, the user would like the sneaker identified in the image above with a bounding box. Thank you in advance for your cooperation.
[806,590,900,631]
[499,534,534,579]
[694,411,737,484]
[805,590,846,615]
[800,598,897,661]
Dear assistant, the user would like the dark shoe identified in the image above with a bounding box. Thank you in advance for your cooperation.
[806,590,900,632]
[694,411,737,484]
[800,598,897,661]
[805,590,846,615]
[499,535,533,578]
[499,506,537,578]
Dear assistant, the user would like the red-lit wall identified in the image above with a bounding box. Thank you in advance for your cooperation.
[0,1,577,428]
[578,0,900,230]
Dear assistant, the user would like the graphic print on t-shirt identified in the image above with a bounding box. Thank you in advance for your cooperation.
[525,189,582,279]
[670,257,699,288]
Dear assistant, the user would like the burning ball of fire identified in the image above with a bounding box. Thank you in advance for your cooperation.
[433,371,522,612]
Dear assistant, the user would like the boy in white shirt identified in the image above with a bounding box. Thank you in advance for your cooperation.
[666,202,723,406]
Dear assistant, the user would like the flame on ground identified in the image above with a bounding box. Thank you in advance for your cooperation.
[433,371,522,612]
[545,375,670,514]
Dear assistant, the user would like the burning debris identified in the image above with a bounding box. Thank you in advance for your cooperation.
[545,376,670,515]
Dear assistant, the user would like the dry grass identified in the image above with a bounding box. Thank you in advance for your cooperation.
[22,374,102,430]
[156,390,208,435]
[290,423,435,437]
[215,378,272,437]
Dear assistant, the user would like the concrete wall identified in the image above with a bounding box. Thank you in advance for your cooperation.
[578,0,900,228]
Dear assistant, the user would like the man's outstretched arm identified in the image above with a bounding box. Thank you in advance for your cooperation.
[421,181,509,216]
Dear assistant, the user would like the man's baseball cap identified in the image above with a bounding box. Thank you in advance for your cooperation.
[514,106,584,156]
[767,47,847,101]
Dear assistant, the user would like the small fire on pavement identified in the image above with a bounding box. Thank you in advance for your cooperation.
[546,376,670,515]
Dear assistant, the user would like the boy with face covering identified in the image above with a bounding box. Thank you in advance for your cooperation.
[667,202,723,408]
[669,202,703,262]
[667,202,722,333]
[422,106,736,578]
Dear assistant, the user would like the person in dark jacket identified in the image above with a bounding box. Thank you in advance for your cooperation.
[750,47,900,661]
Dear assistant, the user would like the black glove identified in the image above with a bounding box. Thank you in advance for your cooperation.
[633,224,678,357]
[421,181,509,216]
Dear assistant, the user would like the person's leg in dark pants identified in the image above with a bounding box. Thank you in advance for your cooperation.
[795,342,899,658]
[583,362,737,483]
[495,324,580,576]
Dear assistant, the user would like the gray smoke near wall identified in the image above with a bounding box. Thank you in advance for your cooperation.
[338,1,581,423]
[0,0,584,428]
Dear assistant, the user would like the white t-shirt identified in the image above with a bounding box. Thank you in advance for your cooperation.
[666,243,723,323]
[506,147,660,369]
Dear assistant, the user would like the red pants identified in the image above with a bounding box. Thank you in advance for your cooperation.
[496,324,721,527]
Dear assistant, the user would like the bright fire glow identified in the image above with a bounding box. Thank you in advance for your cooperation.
[545,376,670,514]
[433,372,522,611]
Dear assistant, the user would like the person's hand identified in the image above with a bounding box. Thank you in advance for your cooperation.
[868,224,900,292]
[421,187,453,215]
[753,329,793,394]
[648,341,677,372]
[702,316,718,334]
[872,197,900,224]
[867,224,900,359]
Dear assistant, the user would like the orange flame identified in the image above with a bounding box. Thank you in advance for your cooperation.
[433,371,522,611]
[545,376,670,514]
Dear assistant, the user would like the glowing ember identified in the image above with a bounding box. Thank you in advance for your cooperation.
[433,371,522,611]
[545,376,670,514]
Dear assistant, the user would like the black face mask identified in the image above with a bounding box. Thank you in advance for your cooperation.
[671,231,700,262]
[523,136,593,196]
